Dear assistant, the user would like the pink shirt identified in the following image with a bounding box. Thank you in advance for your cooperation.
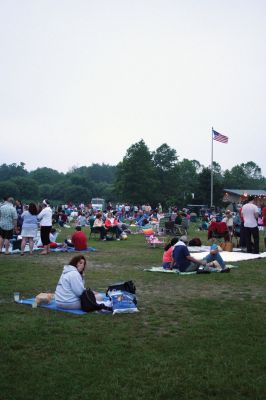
[163,246,174,263]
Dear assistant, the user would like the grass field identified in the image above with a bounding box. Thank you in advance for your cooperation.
[1,224,266,400]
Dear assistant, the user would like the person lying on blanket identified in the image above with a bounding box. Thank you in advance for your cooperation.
[55,255,104,309]
[171,235,206,272]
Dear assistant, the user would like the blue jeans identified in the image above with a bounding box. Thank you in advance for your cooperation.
[204,253,225,269]
[162,262,171,269]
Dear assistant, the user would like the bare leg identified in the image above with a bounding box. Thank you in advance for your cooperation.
[21,237,27,254]
[29,238,34,254]
[40,245,48,255]
[4,239,10,254]
[0,236,3,253]
[94,292,104,301]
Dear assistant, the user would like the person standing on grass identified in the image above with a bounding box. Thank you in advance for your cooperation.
[37,199,53,255]
[0,197,18,255]
[20,203,38,256]
[241,196,259,254]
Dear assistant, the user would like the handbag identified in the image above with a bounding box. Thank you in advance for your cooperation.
[80,288,112,313]
[220,241,233,252]
[106,280,136,296]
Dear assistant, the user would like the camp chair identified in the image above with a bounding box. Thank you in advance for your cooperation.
[174,225,187,237]
[164,221,175,235]
[158,217,167,235]
[88,218,101,240]
[208,221,230,242]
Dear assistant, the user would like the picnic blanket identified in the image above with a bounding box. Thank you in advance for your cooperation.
[192,251,266,262]
[16,297,87,314]
[144,265,238,274]
[16,291,138,315]
[188,245,242,253]
[50,246,96,253]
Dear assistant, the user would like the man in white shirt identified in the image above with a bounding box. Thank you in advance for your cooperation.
[241,196,259,254]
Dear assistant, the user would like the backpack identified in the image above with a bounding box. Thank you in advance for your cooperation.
[188,237,202,246]
[80,288,112,313]
[106,280,136,296]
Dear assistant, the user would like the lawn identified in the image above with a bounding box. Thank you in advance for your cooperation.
[1,224,266,400]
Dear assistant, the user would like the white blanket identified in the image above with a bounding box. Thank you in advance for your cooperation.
[192,251,266,263]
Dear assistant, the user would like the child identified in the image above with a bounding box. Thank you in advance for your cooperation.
[162,237,178,269]
[203,244,226,270]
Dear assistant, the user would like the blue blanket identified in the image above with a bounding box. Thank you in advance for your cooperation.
[16,292,109,315]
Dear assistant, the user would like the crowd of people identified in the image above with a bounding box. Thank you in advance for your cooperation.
[0,196,265,255]
[1,195,266,313]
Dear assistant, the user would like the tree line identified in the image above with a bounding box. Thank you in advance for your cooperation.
[0,140,265,208]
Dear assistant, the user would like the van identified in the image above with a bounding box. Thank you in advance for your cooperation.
[91,198,105,211]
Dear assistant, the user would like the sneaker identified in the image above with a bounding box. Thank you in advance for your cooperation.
[221,268,230,273]
[102,238,106,241]
[116,238,120,241]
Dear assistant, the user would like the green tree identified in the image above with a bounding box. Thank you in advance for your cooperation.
[0,181,20,199]
[152,144,179,207]
[152,143,178,171]
[88,163,117,183]
[63,185,90,204]
[11,177,39,200]
[196,162,223,206]
[39,184,54,199]
[0,162,27,181]
[224,162,264,189]
[29,167,63,185]
[115,140,158,204]
[173,159,201,207]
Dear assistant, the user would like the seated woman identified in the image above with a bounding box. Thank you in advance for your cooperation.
[55,255,104,309]
[93,212,107,240]
[104,212,122,240]
[162,237,178,269]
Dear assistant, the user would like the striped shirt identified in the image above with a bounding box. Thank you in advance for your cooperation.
[0,202,18,230]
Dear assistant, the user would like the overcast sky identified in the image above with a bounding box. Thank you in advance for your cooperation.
[1,0,266,175]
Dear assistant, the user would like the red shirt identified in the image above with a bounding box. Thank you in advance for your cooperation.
[71,231,88,250]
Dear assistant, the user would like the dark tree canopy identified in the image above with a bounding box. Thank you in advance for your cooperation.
[0,150,265,207]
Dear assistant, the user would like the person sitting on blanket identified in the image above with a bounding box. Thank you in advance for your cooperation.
[55,255,104,309]
[203,244,226,270]
[64,226,88,251]
[162,237,178,269]
[171,235,206,272]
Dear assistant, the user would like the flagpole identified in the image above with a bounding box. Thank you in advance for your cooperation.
[211,127,213,208]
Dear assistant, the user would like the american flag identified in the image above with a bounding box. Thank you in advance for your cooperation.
[212,129,228,144]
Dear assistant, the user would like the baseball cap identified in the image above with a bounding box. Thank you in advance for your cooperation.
[179,235,188,243]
